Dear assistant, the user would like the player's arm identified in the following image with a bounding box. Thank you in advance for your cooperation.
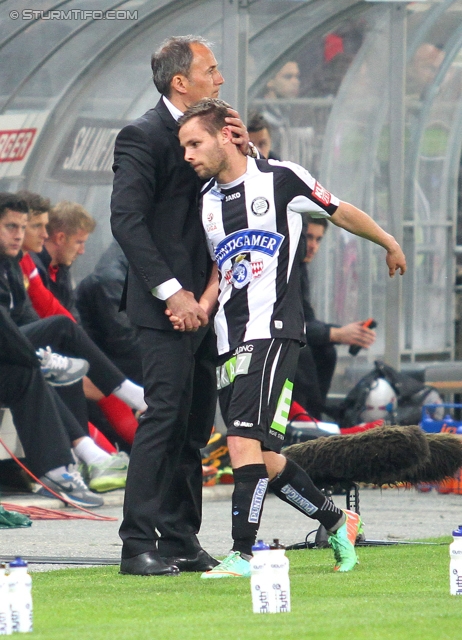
[199,262,219,318]
[167,263,218,332]
[330,201,406,277]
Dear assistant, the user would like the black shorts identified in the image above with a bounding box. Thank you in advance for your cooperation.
[217,338,300,453]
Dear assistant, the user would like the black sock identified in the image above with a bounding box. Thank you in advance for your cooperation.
[270,458,343,531]
[231,464,269,557]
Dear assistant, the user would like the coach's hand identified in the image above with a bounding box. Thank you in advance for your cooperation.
[165,290,208,332]
[226,108,250,156]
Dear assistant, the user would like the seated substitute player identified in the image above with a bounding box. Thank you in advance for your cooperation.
[173,98,406,578]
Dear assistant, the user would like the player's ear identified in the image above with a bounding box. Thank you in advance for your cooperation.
[54,231,67,246]
[221,125,233,143]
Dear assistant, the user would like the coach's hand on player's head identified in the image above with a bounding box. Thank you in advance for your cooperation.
[225,108,250,156]
[165,289,208,331]
[386,243,407,277]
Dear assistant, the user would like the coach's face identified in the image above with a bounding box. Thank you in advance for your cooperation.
[184,43,224,106]
[180,118,227,180]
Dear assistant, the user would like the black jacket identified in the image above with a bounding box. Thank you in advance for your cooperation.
[0,255,39,327]
[110,98,211,330]
[300,264,337,347]
[75,241,142,383]
[31,247,80,321]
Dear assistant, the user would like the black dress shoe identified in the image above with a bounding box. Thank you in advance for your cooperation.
[161,549,219,572]
[120,551,180,576]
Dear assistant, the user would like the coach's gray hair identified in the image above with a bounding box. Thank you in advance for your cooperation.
[151,35,212,97]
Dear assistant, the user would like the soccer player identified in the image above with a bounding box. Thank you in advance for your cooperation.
[175,98,406,578]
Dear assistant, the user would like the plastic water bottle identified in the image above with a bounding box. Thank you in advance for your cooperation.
[0,564,12,636]
[269,539,291,613]
[250,540,275,614]
[8,558,33,633]
[450,526,462,595]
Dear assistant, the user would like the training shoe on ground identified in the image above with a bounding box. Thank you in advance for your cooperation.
[328,509,363,572]
[84,452,129,493]
[216,466,234,484]
[201,551,251,579]
[37,346,89,387]
[37,468,104,508]
[202,464,218,487]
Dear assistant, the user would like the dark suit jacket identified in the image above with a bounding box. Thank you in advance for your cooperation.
[110,98,211,330]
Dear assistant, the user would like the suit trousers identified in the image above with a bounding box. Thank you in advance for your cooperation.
[0,363,78,477]
[292,343,337,420]
[120,326,217,558]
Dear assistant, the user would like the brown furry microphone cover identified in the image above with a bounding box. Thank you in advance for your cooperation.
[283,425,462,487]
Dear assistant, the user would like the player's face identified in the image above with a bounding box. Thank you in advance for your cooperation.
[180,118,228,180]
[54,228,89,266]
[304,222,325,263]
[0,210,27,258]
[184,43,224,106]
[23,212,49,253]
[268,61,300,99]
[249,128,272,159]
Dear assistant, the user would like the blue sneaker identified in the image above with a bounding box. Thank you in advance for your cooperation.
[201,551,251,579]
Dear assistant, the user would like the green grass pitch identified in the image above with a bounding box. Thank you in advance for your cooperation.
[30,540,461,640]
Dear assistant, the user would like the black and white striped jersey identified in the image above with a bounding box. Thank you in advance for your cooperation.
[200,158,340,355]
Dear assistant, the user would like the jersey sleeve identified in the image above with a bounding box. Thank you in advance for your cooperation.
[268,159,340,217]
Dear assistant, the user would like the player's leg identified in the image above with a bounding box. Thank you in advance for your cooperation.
[264,338,362,572]
[202,340,278,579]
[265,452,361,570]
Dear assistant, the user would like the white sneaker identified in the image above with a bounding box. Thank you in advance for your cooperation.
[36,346,89,386]
[84,452,129,493]
[37,468,104,508]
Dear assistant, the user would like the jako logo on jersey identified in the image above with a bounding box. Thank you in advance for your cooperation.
[312,181,331,207]
[215,229,284,269]
[225,192,241,202]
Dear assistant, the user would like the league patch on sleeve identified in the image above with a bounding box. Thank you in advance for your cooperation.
[312,181,332,207]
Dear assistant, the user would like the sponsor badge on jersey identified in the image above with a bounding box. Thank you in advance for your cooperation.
[215,229,284,269]
[312,181,331,207]
[251,197,270,216]
[231,258,252,289]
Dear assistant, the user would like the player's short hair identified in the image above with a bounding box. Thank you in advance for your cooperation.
[0,193,29,220]
[304,213,328,230]
[179,98,230,136]
[47,201,96,237]
[247,111,271,134]
[151,35,212,97]
[16,190,51,218]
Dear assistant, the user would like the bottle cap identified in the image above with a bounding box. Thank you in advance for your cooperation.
[270,538,285,550]
[9,557,27,568]
[452,525,462,537]
[252,539,270,552]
